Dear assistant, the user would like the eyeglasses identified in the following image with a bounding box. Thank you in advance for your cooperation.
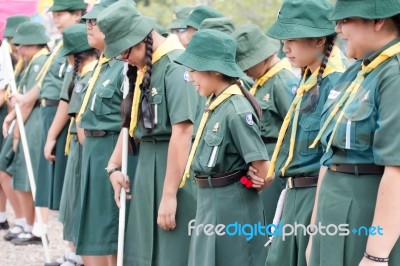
[86,19,97,27]
[114,46,133,62]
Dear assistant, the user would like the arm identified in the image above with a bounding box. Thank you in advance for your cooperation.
[3,110,16,137]
[43,101,70,161]
[14,85,39,122]
[358,166,400,265]
[306,166,327,264]
[247,160,272,191]
[157,121,193,231]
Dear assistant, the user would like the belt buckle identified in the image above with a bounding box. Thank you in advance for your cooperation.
[41,99,46,107]
[330,164,337,171]
[287,177,294,189]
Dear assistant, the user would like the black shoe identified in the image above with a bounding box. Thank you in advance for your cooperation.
[0,220,9,230]
[3,225,23,241]
[44,256,66,266]
[11,232,46,245]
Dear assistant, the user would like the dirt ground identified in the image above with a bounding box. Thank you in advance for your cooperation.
[0,203,65,266]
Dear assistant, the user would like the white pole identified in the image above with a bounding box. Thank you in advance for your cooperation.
[117,62,130,266]
[2,40,51,263]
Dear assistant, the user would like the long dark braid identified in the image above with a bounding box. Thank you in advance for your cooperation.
[140,33,155,130]
[301,35,336,113]
[230,78,262,119]
[121,64,138,128]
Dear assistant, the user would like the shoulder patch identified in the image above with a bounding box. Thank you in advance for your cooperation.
[245,113,254,126]
[74,83,83,93]
[66,64,73,73]
[33,64,40,73]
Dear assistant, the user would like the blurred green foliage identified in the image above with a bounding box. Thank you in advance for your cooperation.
[135,0,283,31]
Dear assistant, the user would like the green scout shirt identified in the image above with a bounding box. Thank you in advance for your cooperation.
[254,69,298,155]
[39,42,72,100]
[192,94,269,177]
[80,60,124,132]
[275,72,342,178]
[67,71,93,134]
[59,66,73,102]
[320,38,400,167]
[17,54,48,94]
[134,50,200,140]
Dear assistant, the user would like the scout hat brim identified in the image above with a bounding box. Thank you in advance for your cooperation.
[331,1,400,20]
[267,21,336,40]
[175,51,244,78]
[236,39,279,71]
[48,1,87,12]
[58,42,92,57]
[12,35,50,46]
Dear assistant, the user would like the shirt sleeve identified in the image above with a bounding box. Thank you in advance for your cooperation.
[60,69,73,102]
[228,112,269,163]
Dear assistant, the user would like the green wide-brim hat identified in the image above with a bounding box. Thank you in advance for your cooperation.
[185,5,224,30]
[175,29,243,78]
[331,0,400,20]
[4,15,30,38]
[97,0,155,58]
[168,5,193,29]
[233,24,280,71]
[199,17,235,34]
[81,0,127,20]
[12,22,50,45]
[267,0,336,40]
[48,0,88,12]
[58,24,92,57]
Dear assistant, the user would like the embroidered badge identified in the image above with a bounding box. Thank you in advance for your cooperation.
[213,122,220,132]
[74,83,83,93]
[245,113,254,126]
[263,94,270,101]
[66,64,73,73]
[33,64,40,73]
[102,79,110,87]
[328,90,341,100]
[151,87,158,96]
[183,71,190,82]
[362,91,370,102]
[291,86,297,95]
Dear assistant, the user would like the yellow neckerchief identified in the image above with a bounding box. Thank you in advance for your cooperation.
[14,58,24,76]
[310,41,400,151]
[128,34,184,136]
[180,84,244,187]
[249,58,292,96]
[17,48,49,92]
[36,40,64,88]
[65,59,98,155]
[76,54,110,122]
[267,46,346,178]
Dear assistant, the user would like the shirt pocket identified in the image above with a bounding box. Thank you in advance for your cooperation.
[49,57,66,78]
[200,130,223,168]
[298,116,321,155]
[337,101,373,151]
[91,86,116,115]
[151,94,163,125]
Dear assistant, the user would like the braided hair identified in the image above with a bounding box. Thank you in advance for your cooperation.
[67,48,99,100]
[390,14,400,35]
[140,34,155,130]
[121,64,138,128]
[301,35,336,113]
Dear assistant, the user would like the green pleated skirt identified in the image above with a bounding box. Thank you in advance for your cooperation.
[12,106,42,191]
[309,169,400,266]
[59,137,82,241]
[0,106,8,148]
[265,187,316,266]
[0,134,14,175]
[124,140,197,266]
[189,181,267,266]
[74,134,137,255]
[35,106,68,209]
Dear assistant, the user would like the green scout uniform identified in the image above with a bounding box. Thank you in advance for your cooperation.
[10,22,50,192]
[98,2,200,263]
[35,0,87,210]
[265,1,343,266]
[310,2,400,263]
[175,29,269,266]
[57,23,96,242]
[234,24,298,226]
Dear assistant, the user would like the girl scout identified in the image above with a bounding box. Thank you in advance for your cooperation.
[308,0,400,265]
[72,0,137,265]
[261,0,346,265]
[98,1,200,265]
[8,22,50,245]
[56,23,98,265]
[233,24,297,226]
[175,29,270,266]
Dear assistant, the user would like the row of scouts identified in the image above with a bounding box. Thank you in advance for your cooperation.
[0,0,399,265]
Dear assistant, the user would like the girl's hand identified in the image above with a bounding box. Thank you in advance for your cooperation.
[109,171,131,208]
[359,256,388,266]
[157,194,177,231]
[44,138,56,161]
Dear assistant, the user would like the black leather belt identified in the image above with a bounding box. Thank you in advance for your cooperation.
[195,170,247,188]
[262,137,277,144]
[329,164,384,175]
[287,176,318,189]
[84,130,118,137]
[70,133,79,141]
[41,99,59,107]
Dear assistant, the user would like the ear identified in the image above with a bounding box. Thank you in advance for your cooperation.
[373,19,385,32]
[316,37,327,48]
